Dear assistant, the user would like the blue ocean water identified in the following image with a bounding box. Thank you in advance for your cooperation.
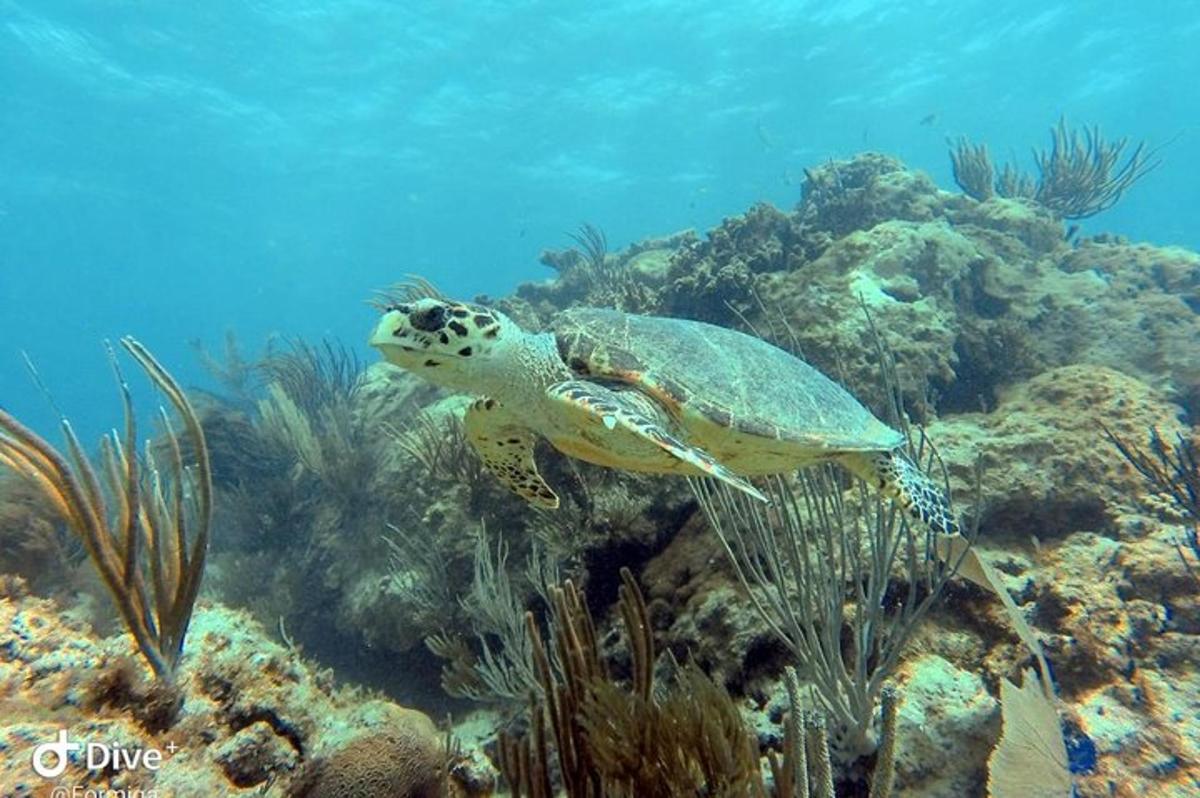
[1,1,1196,442]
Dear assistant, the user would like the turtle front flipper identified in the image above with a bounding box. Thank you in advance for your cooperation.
[464,397,559,509]
[546,380,767,503]
[840,449,960,535]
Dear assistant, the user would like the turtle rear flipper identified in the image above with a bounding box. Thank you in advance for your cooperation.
[546,380,767,503]
[464,398,559,509]
[840,450,960,535]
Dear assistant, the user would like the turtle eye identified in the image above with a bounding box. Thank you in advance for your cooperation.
[411,305,447,332]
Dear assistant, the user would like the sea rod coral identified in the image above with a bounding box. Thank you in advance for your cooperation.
[0,337,211,682]
[949,118,1160,218]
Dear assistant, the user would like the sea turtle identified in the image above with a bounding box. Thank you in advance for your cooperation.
[369,295,958,535]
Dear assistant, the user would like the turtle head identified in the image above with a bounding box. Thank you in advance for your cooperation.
[369,297,521,392]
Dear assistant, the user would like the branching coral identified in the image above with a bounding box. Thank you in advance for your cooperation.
[261,339,363,420]
[197,335,381,563]
[384,520,455,621]
[580,664,765,798]
[948,136,995,202]
[251,339,376,523]
[0,338,211,681]
[425,527,542,703]
[949,119,1160,219]
[1032,119,1160,219]
[691,462,961,760]
[1104,424,1200,583]
[385,402,519,522]
[690,310,973,759]
[569,223,611,275]
[190,329,261,412]
[423,530,568,705]
[370,274,448,312]
[384,409,482,488]
[539,224,659,313]
[497,569,898,797]
[768,671,899,798]
[540,223,613,282]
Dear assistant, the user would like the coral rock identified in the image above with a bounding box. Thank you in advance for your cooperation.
[797,153,947,243]
[931,365,1187,536]
[0,595,459,796]
[215,720,300,787]
[892,654,999,797]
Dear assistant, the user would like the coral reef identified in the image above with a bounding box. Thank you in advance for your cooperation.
[4,149,1199,795]
[0,582,488,796]
[499,152,1197,795]
[497,569,899,797]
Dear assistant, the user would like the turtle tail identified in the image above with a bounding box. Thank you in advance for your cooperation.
[840,450,960,536]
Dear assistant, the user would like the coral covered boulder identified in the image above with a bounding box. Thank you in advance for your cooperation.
[288,715,443,798]
[0,590,480,796]
[930,365,1187,536]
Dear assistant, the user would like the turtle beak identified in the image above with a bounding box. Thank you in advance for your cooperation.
[369,309,408,351]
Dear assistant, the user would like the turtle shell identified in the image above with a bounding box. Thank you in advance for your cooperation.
[552,307,902,456]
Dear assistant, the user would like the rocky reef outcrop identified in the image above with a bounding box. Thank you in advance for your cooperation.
[3,151,1198,796]
[499,152,1199,795]
[0,577,492,796]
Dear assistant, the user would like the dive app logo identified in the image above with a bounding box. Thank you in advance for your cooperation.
[31,731,81,779]
[31,730,168,779]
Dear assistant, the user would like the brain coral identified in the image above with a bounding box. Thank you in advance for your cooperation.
[289,713,444,798]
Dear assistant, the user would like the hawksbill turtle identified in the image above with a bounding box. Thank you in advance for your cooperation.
[369,295,958,535]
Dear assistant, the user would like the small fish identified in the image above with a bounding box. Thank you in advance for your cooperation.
[755,120,775,152]
[919,112,938,126]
